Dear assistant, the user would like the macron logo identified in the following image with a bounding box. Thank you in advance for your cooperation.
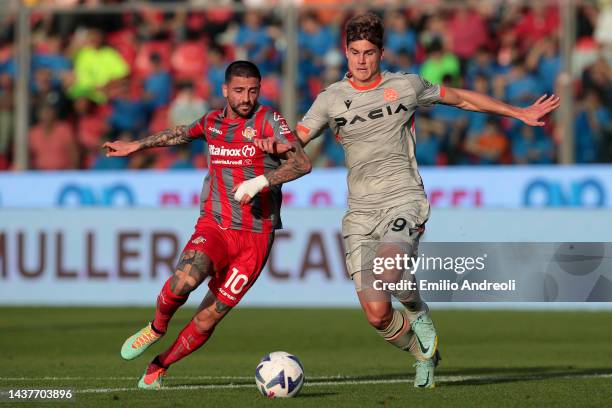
[208,127,223,136]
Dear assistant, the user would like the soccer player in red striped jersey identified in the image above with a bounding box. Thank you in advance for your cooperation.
[103,61,311,390]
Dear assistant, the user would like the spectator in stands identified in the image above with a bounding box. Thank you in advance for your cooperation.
[29,104,78,170]
[464,117,509,164]
[447,5,488,63]
[206,45,227,109]
[388,48,419,74]
[169,146,196,170]
[144,52,172,110]
[513,4,560,52]
[465,49,497,87]
[383,11,416,69]
[575,90,610,163]
[107,79,148,137]
[169,81,208,128]
[32,36,71,83]
[74,97,107,168]
[526,36,561,95]
[298,12,338,78]
[415,125,441,166]
[235,11,273,74]
[504,61,543,107]
[31,68,70,123]
[511,123,555,164]
[465,75,492,132]
[420,39,461,85]
[68,28,130,104]
[582,56,612,109]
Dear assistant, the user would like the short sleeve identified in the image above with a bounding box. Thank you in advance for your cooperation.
[405,74,444,107]
[187,114,206,139]
[263,110,298,145]
[297,90,330,140]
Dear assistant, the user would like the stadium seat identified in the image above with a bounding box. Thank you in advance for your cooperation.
[171,41,208,81]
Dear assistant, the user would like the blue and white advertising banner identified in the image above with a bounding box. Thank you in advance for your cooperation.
[1,208,610,307]
[0,165,610,209]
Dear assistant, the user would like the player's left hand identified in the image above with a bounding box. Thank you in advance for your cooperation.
[517,94,561,126]
[254,138,294,155]
[232,175,270,205]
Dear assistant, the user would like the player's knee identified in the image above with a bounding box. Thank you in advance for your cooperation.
[364,306,393,330]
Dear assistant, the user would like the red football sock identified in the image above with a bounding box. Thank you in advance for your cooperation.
[156,319,213,367]
[152,278,188,334]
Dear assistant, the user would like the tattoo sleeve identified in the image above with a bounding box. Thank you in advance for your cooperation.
[214,299,232,313]
[137,125,192,151]
[170,250,212,296]
[265,141,312,186]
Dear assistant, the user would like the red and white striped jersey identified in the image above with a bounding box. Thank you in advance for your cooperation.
[188,104,297,233]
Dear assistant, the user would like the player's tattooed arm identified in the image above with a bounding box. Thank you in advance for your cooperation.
[138,125,192,149]
[103,126,192,157]
[170,250,212,296]
[265,140,312,186]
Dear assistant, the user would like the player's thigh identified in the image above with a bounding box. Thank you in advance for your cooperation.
[172,217,231,295]
[207,231,274,308]
[378,203,427,259]
[342,209,380,283]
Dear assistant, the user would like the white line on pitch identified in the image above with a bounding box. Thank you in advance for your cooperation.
[70,372,612,394]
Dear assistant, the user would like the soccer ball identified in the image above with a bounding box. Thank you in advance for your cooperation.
[255,351,304,398]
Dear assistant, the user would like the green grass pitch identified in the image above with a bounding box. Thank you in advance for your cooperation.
[1,307,612,407]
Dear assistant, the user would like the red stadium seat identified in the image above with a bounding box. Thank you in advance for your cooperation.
[171,41,208,81]
[107,29,137,66]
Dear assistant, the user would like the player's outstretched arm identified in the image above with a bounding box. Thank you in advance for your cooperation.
[103,125,192,157]
[233,140,312,205]
[441,87,560,126]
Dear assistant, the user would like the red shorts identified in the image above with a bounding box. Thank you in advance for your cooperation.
[183,216,273,307]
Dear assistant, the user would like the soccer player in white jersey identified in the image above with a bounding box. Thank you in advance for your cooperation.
[257,13,560,388]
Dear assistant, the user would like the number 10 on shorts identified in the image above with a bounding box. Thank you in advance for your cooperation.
[224,268,249,295]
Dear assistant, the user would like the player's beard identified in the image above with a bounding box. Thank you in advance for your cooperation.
[229,100,256,118]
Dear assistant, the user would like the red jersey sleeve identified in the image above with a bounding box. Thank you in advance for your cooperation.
[262,110,298,145]
[187,113,208,139]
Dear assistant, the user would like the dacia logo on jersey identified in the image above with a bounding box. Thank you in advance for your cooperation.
[242,127,257,140]
[334,103,409,128]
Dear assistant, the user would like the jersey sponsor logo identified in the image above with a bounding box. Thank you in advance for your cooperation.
[208,126,223,136]
[334,103,409,128]
[242,126,257,140]
[273,112,282,122]
[242,145,256,157]
[383,88,399,102]
[209,144,256,158]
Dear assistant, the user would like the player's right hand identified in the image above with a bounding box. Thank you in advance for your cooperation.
[253,138,293,155]
[103,140,139,157]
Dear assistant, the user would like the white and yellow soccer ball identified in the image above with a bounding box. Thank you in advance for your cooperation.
[255,351,304,398]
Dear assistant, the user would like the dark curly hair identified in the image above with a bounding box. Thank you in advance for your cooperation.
[345,12,384,50]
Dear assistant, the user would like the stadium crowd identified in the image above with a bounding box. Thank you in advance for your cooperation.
[0,0,610,170]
